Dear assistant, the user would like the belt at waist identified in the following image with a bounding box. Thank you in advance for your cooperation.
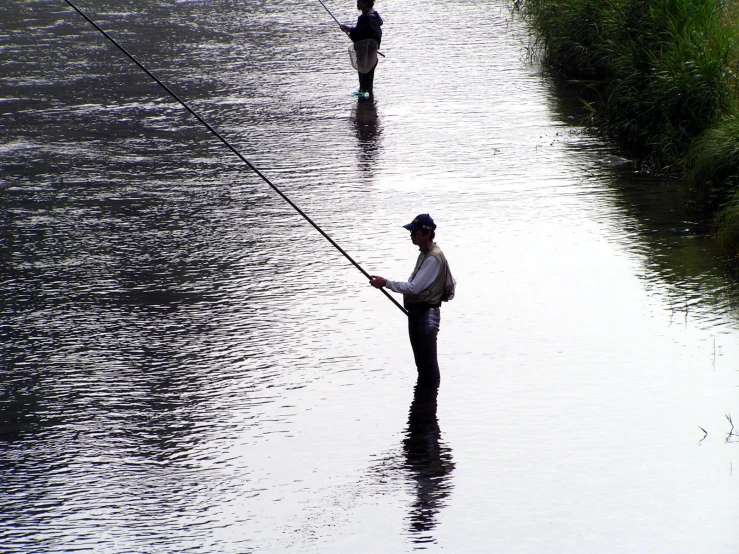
[406,303,441,311]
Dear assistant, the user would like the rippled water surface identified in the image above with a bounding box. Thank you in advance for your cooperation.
[2,1,739,552]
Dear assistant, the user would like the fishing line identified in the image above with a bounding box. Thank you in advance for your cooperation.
[62,0,407,316]
[316,0,385,57]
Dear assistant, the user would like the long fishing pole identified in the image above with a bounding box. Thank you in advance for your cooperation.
[316,0,385,57]
[317,0,343,27]
[62,0,407,316]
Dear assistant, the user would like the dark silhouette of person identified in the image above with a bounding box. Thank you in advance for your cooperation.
[340,0,383,96]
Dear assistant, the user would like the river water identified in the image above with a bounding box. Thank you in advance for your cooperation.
[2,0,739,552]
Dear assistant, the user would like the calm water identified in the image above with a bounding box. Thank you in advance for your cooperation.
[2,1,739,552]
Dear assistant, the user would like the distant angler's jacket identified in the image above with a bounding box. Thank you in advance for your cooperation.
[349,9,383,47]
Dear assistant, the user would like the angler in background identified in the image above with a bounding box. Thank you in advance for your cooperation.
[370,214,456,384]
[340,0,383,97]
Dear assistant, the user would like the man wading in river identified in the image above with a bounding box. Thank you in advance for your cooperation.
[370,214,455,383]
[340,0,383,96]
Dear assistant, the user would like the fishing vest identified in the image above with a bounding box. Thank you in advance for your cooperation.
[404,243,448,310]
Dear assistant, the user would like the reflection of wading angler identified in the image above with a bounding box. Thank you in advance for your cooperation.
[340,0,383,96]
[370,215,456,382]
[404,380,454,537]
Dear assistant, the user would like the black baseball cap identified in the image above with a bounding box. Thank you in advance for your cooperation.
[403,214,436,232]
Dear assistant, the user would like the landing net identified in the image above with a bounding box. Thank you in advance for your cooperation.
[348,39,378,74]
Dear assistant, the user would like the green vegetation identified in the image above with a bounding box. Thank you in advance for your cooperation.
[517,0,739,258]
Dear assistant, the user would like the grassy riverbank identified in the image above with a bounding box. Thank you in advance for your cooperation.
[517,0,739,257]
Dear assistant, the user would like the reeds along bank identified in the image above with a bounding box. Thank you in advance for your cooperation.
[518,0,739,257]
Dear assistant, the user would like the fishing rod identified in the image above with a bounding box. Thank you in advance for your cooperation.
[317,0,343,27]
[316,0,385,57]
[62,0,407,317]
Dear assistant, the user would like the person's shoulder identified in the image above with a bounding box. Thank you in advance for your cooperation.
[429,244,446,259]
[425,248,443,262]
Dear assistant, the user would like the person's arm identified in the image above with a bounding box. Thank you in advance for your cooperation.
[347,14,370,42]
[341,14,362,36]
[370,257,440,295]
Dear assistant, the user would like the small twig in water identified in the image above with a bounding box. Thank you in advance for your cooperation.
[698,426,708,443]
[725,413,738,443]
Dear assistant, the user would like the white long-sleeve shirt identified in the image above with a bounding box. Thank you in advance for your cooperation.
[385,255,441,295]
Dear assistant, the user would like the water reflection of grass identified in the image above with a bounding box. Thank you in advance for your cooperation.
[517,0,739,258]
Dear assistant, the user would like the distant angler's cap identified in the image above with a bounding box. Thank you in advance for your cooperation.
[403,213,436,232]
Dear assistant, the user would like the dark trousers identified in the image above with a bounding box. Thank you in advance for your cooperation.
[358,63,377,94]
[408,308,440,382]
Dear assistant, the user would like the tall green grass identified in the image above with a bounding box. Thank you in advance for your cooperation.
[518,0,739,256]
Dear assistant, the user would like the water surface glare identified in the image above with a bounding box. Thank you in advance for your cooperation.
[2,0,739,552]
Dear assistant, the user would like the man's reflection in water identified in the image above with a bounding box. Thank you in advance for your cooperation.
[352,98,381,171]
[403,378,455,546]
